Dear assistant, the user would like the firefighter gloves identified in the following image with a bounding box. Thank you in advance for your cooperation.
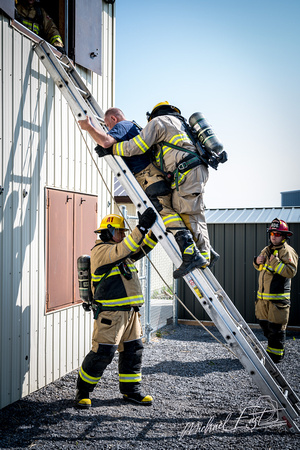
[95,144,113,157]
[138,207,157,233]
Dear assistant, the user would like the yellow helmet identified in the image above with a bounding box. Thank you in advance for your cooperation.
[147,101,181,122]
[94,214,128,233]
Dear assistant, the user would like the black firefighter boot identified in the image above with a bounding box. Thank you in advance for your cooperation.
[173,230,207,279]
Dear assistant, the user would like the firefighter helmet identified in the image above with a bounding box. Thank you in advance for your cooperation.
[147,101,181,122]
[267,218,293,236]
[94,214,128,233]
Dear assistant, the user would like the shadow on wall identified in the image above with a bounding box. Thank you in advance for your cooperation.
[0,49,53,407]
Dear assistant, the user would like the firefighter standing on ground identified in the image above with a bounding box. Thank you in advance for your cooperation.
[75,207,157,408]
[95,102,219,276]
[79,107,206,279]
[15,0,65,52]
[253,218,298,363]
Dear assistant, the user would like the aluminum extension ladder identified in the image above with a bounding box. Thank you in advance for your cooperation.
[33,40,300,432]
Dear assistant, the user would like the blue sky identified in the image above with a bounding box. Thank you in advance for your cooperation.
[115,0,300,209]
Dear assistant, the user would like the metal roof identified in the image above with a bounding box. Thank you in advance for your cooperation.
[206,207,300,224]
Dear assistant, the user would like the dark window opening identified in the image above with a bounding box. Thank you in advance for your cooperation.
[3,0,106,75]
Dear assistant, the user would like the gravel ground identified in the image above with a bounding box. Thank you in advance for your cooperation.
[0,324,300,449]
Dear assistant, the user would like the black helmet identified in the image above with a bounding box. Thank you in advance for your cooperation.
[146,101,181,122]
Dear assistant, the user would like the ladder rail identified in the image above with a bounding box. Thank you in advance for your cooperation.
[110,153,300,424]
[186,271,300,426]
[33,40,300,432]
[34,41,106,128]
[202,268,300,411]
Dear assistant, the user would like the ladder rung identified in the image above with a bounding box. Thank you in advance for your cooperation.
[75,86,88,97]
[34,40,300,433]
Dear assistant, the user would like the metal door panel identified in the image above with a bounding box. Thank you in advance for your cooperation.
[74,0,102,74]
[46,189,74,311]
[0,0,14,19]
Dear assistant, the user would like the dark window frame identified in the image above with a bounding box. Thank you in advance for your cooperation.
[4,0,106,75]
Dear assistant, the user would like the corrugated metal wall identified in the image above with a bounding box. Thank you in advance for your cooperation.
[178,219,300,327]
[0,5,115,409]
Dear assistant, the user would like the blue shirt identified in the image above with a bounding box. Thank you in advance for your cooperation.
[108,120,151,174]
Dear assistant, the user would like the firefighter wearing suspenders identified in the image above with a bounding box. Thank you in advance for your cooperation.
[75,208,157,408]
[95,102,220,275]
[254,218,298,363]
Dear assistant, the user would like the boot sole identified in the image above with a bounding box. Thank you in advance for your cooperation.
[123,395,152,405]
[173,261,206,279]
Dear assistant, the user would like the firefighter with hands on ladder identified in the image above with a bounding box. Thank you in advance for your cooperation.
[32,41,300,430]
[15,0,65,52]
[79,107,207,279]
[254,218,298,363]
[94,101,220,276]
[75,207,158,408]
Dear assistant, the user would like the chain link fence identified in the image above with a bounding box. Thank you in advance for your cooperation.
[120,205,176,342]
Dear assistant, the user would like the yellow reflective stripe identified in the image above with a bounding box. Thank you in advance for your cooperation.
[50,35,63,45]
[96,295,144,307]
[92,264,137,282]
[183,244,195,255]
[267,346,284,356]
[155,153,161,165]
[119,373,142,382]
[263,264,274,272]
[275,262,285,274]
[163,214,183,226]
[171,169,192,189]
[79,366,101,384]
[257,291,290,300]
[161,144,172,156]
[124,235,140,252]
[115,141,124,156]
[169,133,188,145]
[127,264,137,272]
[143,235,157,249]
[201,252,209,261]
[22,20,33,27]
[133,135,149,153]
[33,24,40,34]
[92,267,120,282]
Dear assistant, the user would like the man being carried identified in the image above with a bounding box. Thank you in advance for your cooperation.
[92,102,219,274]
[79,107,206,279]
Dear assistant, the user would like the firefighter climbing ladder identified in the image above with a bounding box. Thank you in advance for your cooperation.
[34,41,300,432]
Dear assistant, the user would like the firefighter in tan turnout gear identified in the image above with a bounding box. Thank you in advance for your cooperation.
[84,106,208,279]
[15,0,65,52]
[75,207,157,408]
[95,102,219,277]
[254,218,298,363]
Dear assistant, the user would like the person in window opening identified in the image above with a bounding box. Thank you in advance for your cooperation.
[78,106,215,279]
[15,0,65,53]
[75,208,157,408]
[253,218,298,363]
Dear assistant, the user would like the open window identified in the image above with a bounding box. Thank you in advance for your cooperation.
[1,0,110,75]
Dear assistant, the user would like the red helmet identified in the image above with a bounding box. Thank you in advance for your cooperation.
[267,218,293,236]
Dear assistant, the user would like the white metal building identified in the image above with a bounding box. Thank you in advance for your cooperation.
[0,1,115,409]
